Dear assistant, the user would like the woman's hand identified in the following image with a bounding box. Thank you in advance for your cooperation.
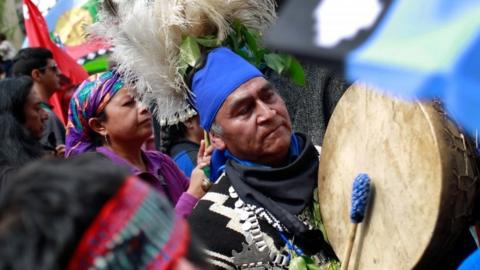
[54,144,66,158]
[187,140,214,199]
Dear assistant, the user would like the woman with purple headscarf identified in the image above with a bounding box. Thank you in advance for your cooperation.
[65,71,210,217]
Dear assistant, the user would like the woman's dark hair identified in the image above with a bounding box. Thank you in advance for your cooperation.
[0,153,128,270]
[0,77,44,167]
[160,122,188,154]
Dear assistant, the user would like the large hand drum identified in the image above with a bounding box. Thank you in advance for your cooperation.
[318,83,479,269]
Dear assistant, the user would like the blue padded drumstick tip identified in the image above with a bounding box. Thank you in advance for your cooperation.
[459,249,480,270]
[350,173,371,223]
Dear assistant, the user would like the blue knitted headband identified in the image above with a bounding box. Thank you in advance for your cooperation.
[192,47,263,131]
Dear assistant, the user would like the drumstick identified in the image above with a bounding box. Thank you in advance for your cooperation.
[341,174,371,270]
[204,130,211,148]
[202,131,211,179]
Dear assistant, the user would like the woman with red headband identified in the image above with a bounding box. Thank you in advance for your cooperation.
[0,154,208,270]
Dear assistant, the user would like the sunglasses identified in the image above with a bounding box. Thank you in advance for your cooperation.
[38,64,59,73]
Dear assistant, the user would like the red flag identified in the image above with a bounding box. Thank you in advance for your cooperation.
[23,0,89,125]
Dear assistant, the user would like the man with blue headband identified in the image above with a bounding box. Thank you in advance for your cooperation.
[92,0,339,268]
[188,47,339,269]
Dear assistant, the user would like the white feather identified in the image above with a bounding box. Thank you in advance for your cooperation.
[92,0,276,125]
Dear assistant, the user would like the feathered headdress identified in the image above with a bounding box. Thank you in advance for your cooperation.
[92,0,302,125]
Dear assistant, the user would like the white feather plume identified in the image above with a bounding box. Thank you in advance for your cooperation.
[92,0,276,125]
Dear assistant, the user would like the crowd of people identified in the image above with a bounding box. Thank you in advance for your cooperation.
[0,43,213,268]
[0,34,349,269]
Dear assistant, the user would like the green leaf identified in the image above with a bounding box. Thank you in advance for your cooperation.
[225,35,240,52]
[306,263,321,270]
[264,53,288,74]
[235,49,251,62]
[232,20,243,35]
[195,36,220,48]
[289,256,308,270]
[326,261,341,270]
[287,56,306,86]
[243,28,258,54]
[288,256,321,270]
[303,256,321,270]
[254,48,268,69]
[180,36,201,68]
[232,20,246,48]
[244,29,264,66]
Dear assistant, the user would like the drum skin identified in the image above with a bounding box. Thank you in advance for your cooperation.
[318,83,478,270]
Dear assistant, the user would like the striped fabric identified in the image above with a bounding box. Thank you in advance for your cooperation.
[68,176,190,270]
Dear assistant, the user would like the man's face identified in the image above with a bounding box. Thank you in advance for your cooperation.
[38,59,60,93]
[212,77,292,166]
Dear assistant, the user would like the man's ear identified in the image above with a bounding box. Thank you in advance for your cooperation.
[30,69,43,82]
[88,118,107,137]
[209,131,226,150]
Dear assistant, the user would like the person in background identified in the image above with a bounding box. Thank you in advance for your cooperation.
[0,33,17,77]
[0,64,5,80]
[0,77,48,193]
[161,115,204,177]
[12,47,65,156]
[59,74,78,123]
[0,154,210,270]
[65,71,211,217]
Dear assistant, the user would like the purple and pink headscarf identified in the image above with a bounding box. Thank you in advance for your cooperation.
[65,71,125,157]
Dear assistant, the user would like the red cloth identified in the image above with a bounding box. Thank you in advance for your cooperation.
[23,0,89,125]
[65,38,111,60]
[67,176,191,270]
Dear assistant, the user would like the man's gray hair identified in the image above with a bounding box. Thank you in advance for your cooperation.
[210,122,223,136]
